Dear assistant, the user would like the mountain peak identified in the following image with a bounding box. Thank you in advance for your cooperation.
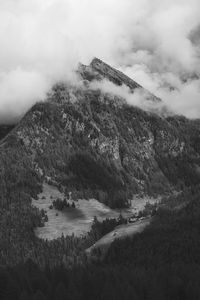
[90,57,104,67]
[90,57,141,90]
[78,58,161,105]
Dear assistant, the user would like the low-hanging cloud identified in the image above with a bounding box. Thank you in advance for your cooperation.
[0,0,200,123]
[89,79,162,114]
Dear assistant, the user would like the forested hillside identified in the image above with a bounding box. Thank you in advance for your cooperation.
[0,59,200,300]
[1,187,200,300]
[0,125,14,141]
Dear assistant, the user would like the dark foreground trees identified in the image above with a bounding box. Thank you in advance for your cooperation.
[1,187,200,300]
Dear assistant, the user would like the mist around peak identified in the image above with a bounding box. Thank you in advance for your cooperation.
[1,0,200,123]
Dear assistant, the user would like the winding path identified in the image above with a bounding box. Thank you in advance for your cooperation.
[86,218,151,258]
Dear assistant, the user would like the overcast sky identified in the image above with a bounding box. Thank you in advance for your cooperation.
[0,0,200,122]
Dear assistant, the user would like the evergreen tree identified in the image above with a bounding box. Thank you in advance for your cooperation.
[20,290,31,300]
[54,282,67,300]
[33,290,47,300]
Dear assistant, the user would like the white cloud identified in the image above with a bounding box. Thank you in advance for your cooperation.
[0,68,49,123]
[0,0,200,122]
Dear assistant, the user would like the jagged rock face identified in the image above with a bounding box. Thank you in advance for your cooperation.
[79,58,141,90]
[0,59,200,208]
[79,58,161,102]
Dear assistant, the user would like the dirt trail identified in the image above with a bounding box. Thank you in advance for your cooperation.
[86,218,151,257]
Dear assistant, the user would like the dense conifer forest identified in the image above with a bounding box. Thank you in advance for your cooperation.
[0,186,200,300]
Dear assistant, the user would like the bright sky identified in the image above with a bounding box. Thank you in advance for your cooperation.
[0,0,200,122]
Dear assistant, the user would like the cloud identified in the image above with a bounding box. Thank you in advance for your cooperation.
[0,68,49,123]
[0,0,200,122]
[89,79,162,113]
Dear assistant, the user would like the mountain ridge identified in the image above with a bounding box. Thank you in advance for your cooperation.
[79,57,161,103]
[1,59,200,208]
[0,58,200,266]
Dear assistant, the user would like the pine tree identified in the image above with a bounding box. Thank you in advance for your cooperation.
[54,282,67,300]
[20,290,31,300]
[33,290,47,300]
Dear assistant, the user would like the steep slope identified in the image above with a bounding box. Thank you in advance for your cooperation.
[1,59,200,210]
[79,58,161,103]
[0,124,15,141]
[0,58,200,266]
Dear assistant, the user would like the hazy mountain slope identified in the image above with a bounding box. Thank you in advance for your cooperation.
[0,59,200,211]
[79,58,161,103]
[0,58,200,266]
